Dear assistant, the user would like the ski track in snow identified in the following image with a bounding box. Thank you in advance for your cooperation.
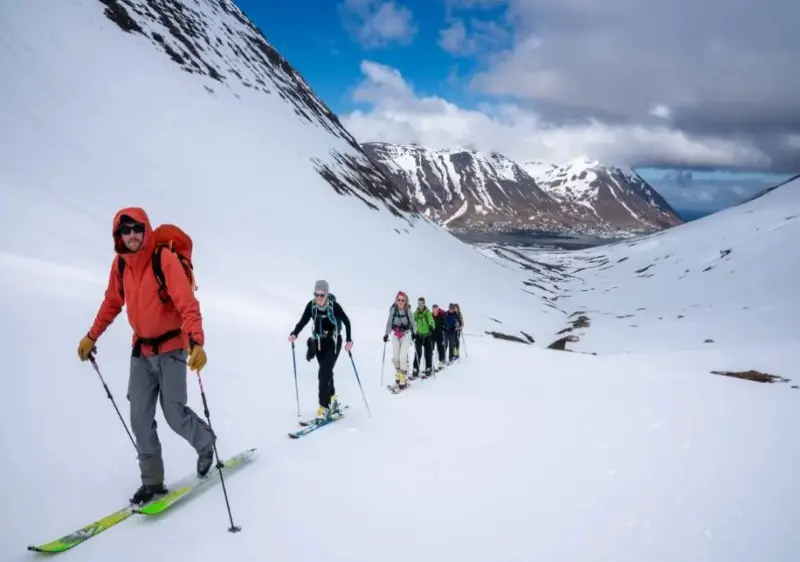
[1,1,800,561]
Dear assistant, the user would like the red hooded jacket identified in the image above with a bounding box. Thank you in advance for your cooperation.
[87,207,204,356]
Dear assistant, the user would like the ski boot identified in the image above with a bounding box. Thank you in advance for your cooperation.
[129,483,167,505]
[395,370,407,389]
[315,405,330,424]
[329,394,341,415]
[197,444,214,478]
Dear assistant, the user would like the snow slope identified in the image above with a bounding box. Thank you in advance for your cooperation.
[2,1,800,561]
[487,178,800,354]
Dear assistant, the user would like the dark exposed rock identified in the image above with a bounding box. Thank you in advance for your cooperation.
[711,369,790,384]
[547,334,579,350]
[485,331,532,344]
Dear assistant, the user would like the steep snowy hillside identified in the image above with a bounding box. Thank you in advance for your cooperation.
[522,157,683,231]
[485,179,800,355]
[363,142,681,236]
[2,1,800,561]
[0,0,561,341]
[737,172,800,205]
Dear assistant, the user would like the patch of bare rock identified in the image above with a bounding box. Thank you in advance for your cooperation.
[711,369,794,386]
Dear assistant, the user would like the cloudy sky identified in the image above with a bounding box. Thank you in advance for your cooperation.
[240,0,798,215]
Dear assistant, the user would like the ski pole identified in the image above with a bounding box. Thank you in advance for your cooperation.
[412,343,419,381]
[195,369,241,533]
[88,354,138,455]
[170,355,241,533]
[461,331,468,358]
[380,341,387,386]
[347,351,372,418]
[430,337,436,379]
[291,341,300,418]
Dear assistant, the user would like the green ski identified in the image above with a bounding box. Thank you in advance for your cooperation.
[26,448,256,553]
[134,448,256,515]
[27,505,137,553]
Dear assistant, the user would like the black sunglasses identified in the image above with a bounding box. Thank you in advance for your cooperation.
[118,223,145,235]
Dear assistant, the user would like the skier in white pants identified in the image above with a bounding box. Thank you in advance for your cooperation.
[382,290,416,388]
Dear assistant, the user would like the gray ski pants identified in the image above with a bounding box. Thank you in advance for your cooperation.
[127,349,214,486]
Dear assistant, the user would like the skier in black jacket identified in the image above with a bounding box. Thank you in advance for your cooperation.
[288,280,352,421]
[430,304,446,370]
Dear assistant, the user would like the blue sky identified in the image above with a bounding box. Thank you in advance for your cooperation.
[235,0,490,112]
[236,1,797,215]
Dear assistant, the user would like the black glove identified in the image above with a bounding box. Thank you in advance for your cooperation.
[383,334,388,343]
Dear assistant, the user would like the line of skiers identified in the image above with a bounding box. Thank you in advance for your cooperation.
[288,283,464,422]
[73,206,464,505]
[382,291,463,388]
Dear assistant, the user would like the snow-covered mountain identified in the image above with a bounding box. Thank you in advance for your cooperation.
[522,157,683,231]
[362,142,682,236]
[361,142,567,232]
[2,1,800,561]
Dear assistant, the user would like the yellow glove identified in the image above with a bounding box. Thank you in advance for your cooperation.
[187,344,207,371]
[78,335,96,361]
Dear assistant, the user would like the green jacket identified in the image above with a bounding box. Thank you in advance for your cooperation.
[413,307,435,336]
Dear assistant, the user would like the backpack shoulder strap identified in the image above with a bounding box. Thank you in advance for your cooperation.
[116,256,126,299]
[151,246,169,303]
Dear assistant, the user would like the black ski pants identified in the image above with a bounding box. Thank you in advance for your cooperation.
[431,330,445,362]
[444,330,459,361]
[309,335,341,407]
[413,334,433,373]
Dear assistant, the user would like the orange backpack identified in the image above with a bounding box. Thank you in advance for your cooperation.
[117,224,197,303]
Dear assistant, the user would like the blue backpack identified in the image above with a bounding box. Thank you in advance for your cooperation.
[310,293,343,339]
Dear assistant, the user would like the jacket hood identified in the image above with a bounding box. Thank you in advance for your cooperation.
[112,207,155,267]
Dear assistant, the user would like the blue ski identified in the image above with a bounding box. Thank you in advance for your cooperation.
[298,405,349,426]
[288,407,347,439]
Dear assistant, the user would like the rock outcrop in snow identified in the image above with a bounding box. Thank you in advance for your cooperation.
[362,142,682,236]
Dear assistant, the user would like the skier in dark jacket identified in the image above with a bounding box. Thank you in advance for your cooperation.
[443,303,461,363]
[289,280,352,422]
[430,304,446,370]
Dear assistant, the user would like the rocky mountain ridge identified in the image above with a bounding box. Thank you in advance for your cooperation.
[363,142,683,236]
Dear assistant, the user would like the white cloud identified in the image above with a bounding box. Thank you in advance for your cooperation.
[462,0,800,119]
[438,17,511,57]
[432,0,800,173]
[439,19,471,55]
[649,104,671,119]
[342,60,771,169]
[339,0,417,48]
